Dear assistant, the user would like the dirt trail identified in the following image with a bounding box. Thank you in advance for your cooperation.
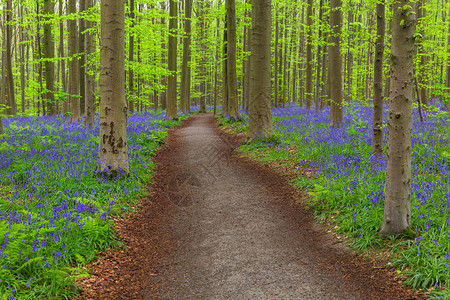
[79,113,420,300]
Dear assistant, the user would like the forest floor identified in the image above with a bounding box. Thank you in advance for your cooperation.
[78,113,422,299]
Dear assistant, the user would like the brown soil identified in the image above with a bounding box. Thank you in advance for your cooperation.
[78,113,422,300]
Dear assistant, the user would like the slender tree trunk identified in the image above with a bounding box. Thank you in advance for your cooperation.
[6,0,16,116]
[69,0,80,121]
[159,2,167,110]
[60,0,68,114]
[379,0,416,237]
[315,0,324,112]
[79,0,86,116]
[44,0,56,116]
[274,8,279,108]
[180,0,192,113]
[85,0,96,126]
[226,0,241,121]
[128,0,135,114]
[247,0,273,140]
[166,0,178,119]
[329,0,343,126]
[98,0,129,176]
[417,0,428,108]
[347,4,353,101]
[305,0,313,109]
[199,0,207,113]
[373,2,385,159]
[282,7,288,108]
[365,13,374,102]
[222,14,229,116]
[20,4,26,114]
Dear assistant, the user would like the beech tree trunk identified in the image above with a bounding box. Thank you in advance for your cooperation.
[247,0,273,140]
[222,15,229,116]
[98,0,129,176]
[226,0,241,121]
[305,0,313,110]
[6,0,16,116]
[417,0,428,108]
[314,0,324,112]
[372,2,385,159]
[20,4,26,114]
[329,0,343,126]
[79,0,86,116]
[44,0,56,116]
[180,0,193,113]
[85,0,96,126]
[69,0,80,121]
[166,0,178,119]
[59,0,68,114]
[128,0,135,114]
[379,0,416,237]
[274,8,279,108]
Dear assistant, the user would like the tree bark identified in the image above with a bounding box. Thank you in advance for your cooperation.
[98,0,129,176]
[79,0,86,116]
[416,0,428,108]
[305,0,313,110]
[69,0,80,121]
[59,0,68,114]
[128,0,135,114]
[247,0,273,140]
[20,4,26,114]
[6,0,16,116]
[226,0,241,121]
[44,0,56,115]
[85,0,96,126]
[159,2,167,111]
[329,0,343,126]
[180,0,193,113]
[379,0,416,237]
[222,13,228,116]
[274,8,279,108]
[314,0,324,112]
[166,0,178,119]
[373,2,385,159]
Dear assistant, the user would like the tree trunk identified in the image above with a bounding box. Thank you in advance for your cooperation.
[226,0,241,121]
[59,0,68,114]
[79,0,86,116]
[128,0,135,114]
[20,4,26,114]
[329,0,343,126]
[85,0,96,126]
[305,0,313,110]
[247,0,273,140]
[69,0,80,121]
[274,8,279,108]
[166,0,178,119]
[222,14,229,116]
[180,0,192,113]
[6,0,16,116]
[282,7,288,108]
[315,0,324,112]
[365,13,374,102]
[379,0,416,237]
[98,0,129,176]
[372,2,385,159]
[199,1,207,113]
[44,0,56,116]
[346,4,353,101]
[159,2,167,111]
[417,0,428,108]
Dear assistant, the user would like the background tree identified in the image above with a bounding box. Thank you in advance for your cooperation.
[85,0,96,126]
[180,0,193,113]
[44,0,56,116]
[372,0,385,159]
[329,0,343,126]
[98,0,129,176]
[68,0,80,121]
[226,0,241,121]
[247,0,273,140]
[166,0,178,119]
[379,0,416,237]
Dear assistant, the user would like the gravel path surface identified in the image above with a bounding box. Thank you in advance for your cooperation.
[78,113,420,300]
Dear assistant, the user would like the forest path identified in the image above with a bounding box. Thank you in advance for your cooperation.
[79,113,420,300]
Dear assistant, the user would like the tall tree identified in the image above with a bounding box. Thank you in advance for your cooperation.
[372,1,385,159]
[59,0,68,114]
[180,0,193,113]
[166,0,178,119]
[274,8,279,108]
[222,9,229,116]
[20,4,26,114]
[128,0,136,114]
[79,0,86,115]
[379,0,416,237]
[6,0,16,116]
[68,0,80,121]
[247,0,273,140]
[85,0,96,126]
[98,0,129,176]
[329,0,343,126]
[226,0,241,121]
[305,0,313,110]
[416,0,428,108]
[44,0,56,115]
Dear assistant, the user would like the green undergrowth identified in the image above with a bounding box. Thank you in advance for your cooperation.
[218,107,450,299]
[0,111,188,299]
